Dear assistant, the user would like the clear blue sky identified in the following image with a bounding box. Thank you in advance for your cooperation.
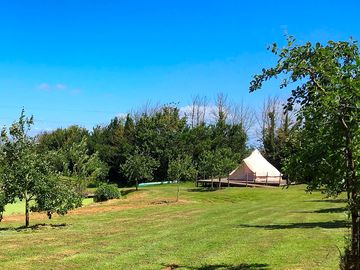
[0,0,359,132]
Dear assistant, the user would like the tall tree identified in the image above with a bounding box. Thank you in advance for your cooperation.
[250,37,360,269]
[134,106,187,180]
[88,117,130,183]
[259,97,298,170]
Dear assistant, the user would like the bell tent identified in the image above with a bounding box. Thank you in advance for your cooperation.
[229,149,282,184]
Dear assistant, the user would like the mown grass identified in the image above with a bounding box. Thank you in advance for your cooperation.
[0,183,348,270]
[4,198,94,215]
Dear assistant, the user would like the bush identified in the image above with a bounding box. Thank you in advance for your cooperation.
[94,183,120,202]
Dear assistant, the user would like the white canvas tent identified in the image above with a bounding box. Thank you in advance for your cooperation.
[229,149,282,184]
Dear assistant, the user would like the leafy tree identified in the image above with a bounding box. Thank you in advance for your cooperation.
[0,110,81,227]
[213,148,238,189]
[63,137,108,193]
[31,176,82,220]
[36,125,89,152]
[121,152,159,190]
[199,151,217,188]
[168,155,197,202]
[250,37,360,269]
[89,117,131,184]
[134,106,187,180]
[184,123,212,163]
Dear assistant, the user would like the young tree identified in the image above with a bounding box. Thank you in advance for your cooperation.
[199,151,217,188]
[31,175,82,220]
[168,155,197,202]
[213,148,238,189]
[0,110,81,227]
[250,37,360,269]
[0,192,6,222]
[121,152,159,190]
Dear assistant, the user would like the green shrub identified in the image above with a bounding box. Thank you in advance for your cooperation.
[94,183,120,202]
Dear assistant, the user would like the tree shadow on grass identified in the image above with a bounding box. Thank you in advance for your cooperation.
[187,188,218,193]
[120,189,137,197]
[298,207,347,214]
[0,223,67,232]
[163,263,269,270]
[238,220,348,230]
[305,199,347,203]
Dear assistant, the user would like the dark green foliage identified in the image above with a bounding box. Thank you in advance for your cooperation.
[133,106,187,180]
[36,125,89,152]
[94,183,120,202]
[260,99,299,172]
[88,117,133,184]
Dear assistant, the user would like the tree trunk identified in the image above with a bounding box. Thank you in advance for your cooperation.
[349,209,360,269]
[176,181,180,202]
[25,198,30,227]
[211,176,214,189]
[218,177,222,189]
[136,179,138,191]
[342,116,360,269]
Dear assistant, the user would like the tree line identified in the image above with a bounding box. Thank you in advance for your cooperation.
[36,96,251,187]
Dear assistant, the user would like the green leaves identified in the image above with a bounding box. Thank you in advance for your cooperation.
[168,155,197,182]
[94,183,120,202]
[250,37,360,197]
[62,137,109,193]
[121,151,160,187]
[31,176,82,218]
[0,110,83,226]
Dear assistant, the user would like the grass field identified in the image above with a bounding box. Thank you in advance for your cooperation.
[0,183,348,270]
[4,198,94,215]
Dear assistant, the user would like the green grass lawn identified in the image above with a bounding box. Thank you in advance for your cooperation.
[4,198,94,215]
[0,184,348,270]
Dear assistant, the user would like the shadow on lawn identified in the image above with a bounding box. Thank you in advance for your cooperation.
[298,207,347,214]
[238,220,348,230]
[305,199,347,203]
[187,188,218,193]
[120,189,137,197]
[0,223,67,232]
[163,263,269,270]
